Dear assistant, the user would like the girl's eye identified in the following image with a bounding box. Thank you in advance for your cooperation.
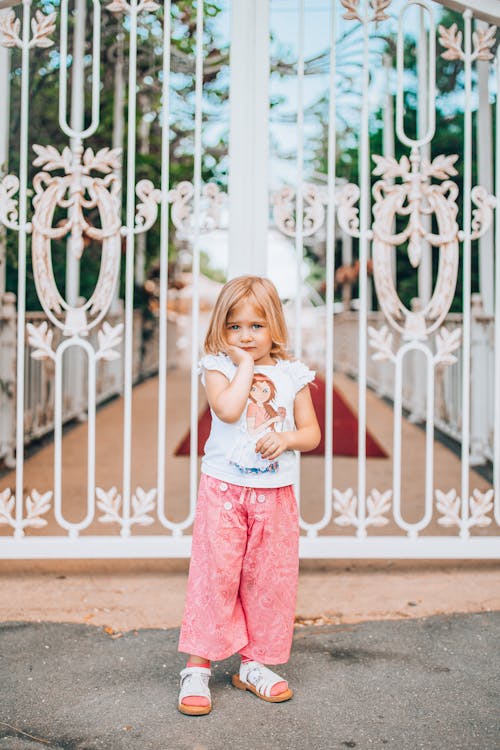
[229,325,239,330]
[252,324,262,329]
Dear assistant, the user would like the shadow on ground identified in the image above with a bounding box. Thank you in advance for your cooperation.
[0,612,499,750]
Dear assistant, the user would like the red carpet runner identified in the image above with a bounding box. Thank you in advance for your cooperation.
[174,374,387,458]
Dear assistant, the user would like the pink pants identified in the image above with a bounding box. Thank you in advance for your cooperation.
[178,472,300,664]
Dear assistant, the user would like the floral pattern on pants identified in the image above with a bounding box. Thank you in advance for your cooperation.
[178,472,300,664]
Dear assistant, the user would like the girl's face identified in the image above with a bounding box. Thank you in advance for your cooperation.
[225,298,275,365]
[250,380,272,404]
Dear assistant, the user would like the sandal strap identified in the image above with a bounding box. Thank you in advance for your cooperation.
[239,660,286,698]
[179,666,211,702]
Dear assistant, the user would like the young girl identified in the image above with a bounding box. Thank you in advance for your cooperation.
[177,275,321,715]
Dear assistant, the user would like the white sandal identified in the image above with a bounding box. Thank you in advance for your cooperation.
[178,666,212,715]
[232,660,293,703]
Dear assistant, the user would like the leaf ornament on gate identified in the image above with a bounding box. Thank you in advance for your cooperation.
[438,22,496,62]
[0,488,52,534]
[368,325,395,363]
[433,327,461,367]
[436,489,493,534]
[0,9,56,50]
[26,321,56,361]
[106,0,160,14]
[341,0,392,24]
[96,486,157,532]
[333,488,392,534]
[95,322,124,362]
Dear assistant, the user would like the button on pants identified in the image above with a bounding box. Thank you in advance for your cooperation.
[178,472,300,664]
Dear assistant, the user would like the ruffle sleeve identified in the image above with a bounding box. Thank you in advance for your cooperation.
[197,353,235,386]
[281,359,316,395]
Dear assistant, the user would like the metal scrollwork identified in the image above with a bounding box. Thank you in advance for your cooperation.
[30,144,123,336]
[0,175,21,231]
[272,184,327,239]
[366,148,496,340]
[168,181,226,238]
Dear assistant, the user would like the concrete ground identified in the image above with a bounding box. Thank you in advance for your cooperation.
[1,612,499,750]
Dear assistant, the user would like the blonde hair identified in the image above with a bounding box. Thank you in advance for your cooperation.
[204,275,292,360]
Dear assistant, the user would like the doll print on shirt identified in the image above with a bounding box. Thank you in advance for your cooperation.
[226,373,287,474]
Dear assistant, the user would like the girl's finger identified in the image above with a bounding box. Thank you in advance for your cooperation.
[257,437,272,451]
[262,443,279,458]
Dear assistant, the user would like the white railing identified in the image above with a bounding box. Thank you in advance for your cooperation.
[329,303,494,468]
[0,296,172,468]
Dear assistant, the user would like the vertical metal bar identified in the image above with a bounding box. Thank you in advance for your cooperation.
[121,0,139,536]
[111,29,125,311]
[294,0,304,360]
[494,48,500,526]
[66,0,86,306]
[322,0,336,532]
[292,0,305,515]
[476,19,494,316]
[393,343,434,535]
[299,0,335,537]
[188,0,205,528]
[59,0,101,141]
[0,9,11,297]
[13,0,31,536]
[417,6,431,305]
[460,9,472,537]
[156,0,177,531]
[54,340,95,535]
[356,0,370,536]
[382,52,396,285]
[396,1,435,151]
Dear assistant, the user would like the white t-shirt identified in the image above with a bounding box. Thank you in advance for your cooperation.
[198,352,315,488]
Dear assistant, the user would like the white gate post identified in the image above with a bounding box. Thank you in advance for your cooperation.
[227,0,269,278]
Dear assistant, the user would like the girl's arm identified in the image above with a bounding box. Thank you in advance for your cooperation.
[204,348,254,423]
[255,385,320,459]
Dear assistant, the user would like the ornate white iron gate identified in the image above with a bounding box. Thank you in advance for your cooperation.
[0,0,499,558]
